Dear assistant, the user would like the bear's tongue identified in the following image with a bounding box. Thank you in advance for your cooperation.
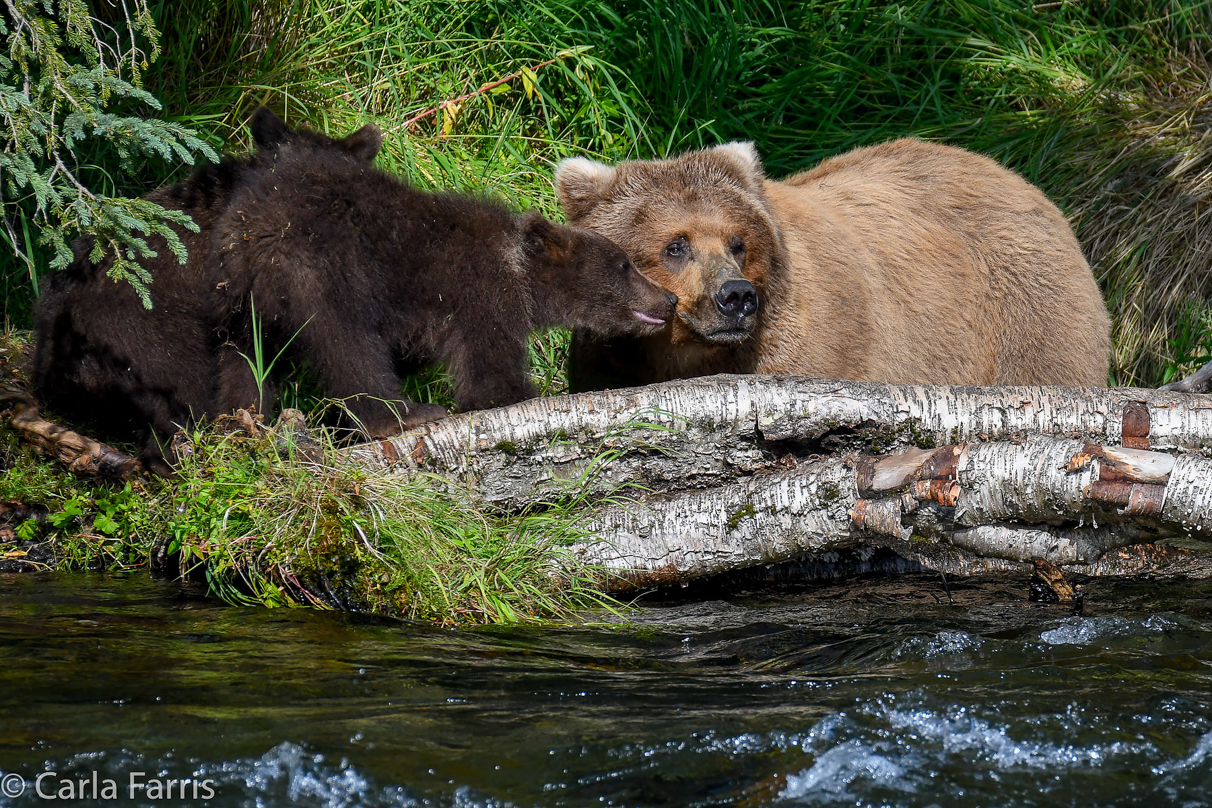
[633,310,666,326]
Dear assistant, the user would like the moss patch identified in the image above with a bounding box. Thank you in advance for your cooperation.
[726,502,756,532]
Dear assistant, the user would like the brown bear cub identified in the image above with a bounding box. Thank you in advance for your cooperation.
[34,109,676,474]
[34,110,383,474]
[556,140,1111,391]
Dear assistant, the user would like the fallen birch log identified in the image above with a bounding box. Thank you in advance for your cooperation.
[354,374,1212,501]
[351,375,1212,588]
[575,434,1212,588]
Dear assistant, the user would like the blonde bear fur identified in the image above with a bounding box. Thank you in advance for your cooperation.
[556,139,1112,390]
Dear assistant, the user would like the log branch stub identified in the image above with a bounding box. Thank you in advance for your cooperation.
[1087,480,1166,516]
[1160,359,1212,394]
[1095,444,1176,484]
[914,478,961,506]
[856,446,939,497]
[3,390,142,479]
[850,496,913,539]
[1124,485,1167,517]
[1121,401,1151,450]
[920,445,961,481]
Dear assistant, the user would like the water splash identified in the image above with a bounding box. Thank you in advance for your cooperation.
[1153,730,1212,775]
[897,629,984,659]
[883,707,1154,769]
[780,739,911,800]
[1039,614,1183,645]
[780,701,1165,802]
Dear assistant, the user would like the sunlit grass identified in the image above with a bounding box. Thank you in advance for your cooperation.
[0,408,617,625]
[5,0,1209,384]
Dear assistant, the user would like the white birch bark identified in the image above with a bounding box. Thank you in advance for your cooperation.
[575,458,856,584]
[350,374,1212,507]
[339,374,1212,587]
[568,434,1212,589]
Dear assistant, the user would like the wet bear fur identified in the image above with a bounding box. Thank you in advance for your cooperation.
[34,109,676,474]
[556,139,1112,390]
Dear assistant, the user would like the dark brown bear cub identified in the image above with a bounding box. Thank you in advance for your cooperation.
[209,124,677,440]
[34,110,384,475]
[34,109,676,473]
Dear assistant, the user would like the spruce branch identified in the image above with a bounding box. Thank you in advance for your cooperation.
[1,0,216,305]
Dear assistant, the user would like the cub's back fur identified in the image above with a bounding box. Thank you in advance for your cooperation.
[557,138,1111,388]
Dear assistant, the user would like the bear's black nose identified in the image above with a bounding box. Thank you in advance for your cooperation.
[714,280,758,319]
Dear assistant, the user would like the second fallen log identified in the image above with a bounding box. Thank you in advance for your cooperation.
[572,434,1212,589]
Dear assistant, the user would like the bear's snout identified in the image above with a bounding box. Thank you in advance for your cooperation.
[714,279,758,319]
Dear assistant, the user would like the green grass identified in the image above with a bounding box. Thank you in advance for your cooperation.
[10,0,1212,383]
[0,407,616,625]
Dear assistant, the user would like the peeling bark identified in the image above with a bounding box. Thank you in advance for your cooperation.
[345,375,1212,589]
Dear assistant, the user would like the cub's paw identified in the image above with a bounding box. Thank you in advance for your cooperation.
[140,453,177,479]
[398,402,448,429]
[363,401,448,438]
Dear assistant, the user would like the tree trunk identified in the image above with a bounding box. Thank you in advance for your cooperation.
[351,375,1212,588]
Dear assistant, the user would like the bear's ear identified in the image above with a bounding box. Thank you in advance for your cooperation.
[249,107,291,150]
[708,141,765,189]
[341,124,382,162]
[524,214,573,262]
[555,156,616,222]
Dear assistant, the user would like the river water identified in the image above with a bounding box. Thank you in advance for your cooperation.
[0,572,1209,807]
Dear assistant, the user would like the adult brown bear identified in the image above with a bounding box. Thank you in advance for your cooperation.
[556,139,1112,391]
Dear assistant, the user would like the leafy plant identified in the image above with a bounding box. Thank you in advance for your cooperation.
[1162,299,1212,385]
[0,0,217,317]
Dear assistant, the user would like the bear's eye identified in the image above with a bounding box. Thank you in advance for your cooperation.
[729,237,746,258]
[664,237,688,260]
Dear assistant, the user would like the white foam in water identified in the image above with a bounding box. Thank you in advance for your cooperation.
[1153,730,1212,775]
[1040,614,1180,646]
[928,630,983,657]
[884,708,1153,769]
[197,742,422,808]
[896,629,984,658]
[780,739,912,800]
[781,703,1161,800]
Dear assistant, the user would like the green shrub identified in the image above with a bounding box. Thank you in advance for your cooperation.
[0,0,216,319]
